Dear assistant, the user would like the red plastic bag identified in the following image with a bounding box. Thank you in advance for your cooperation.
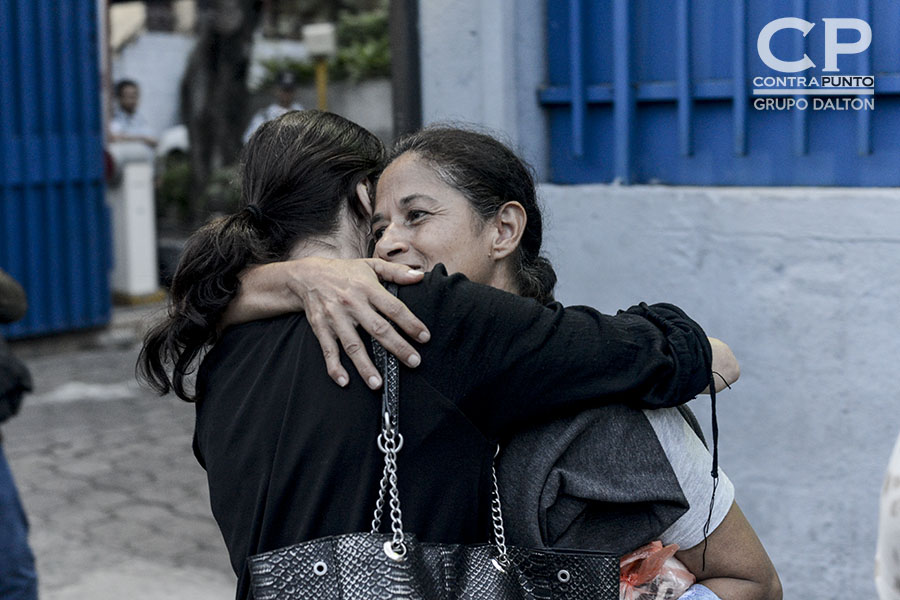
[620,541,696,600]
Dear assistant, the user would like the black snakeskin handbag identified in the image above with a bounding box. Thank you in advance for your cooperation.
[248,329,619,599]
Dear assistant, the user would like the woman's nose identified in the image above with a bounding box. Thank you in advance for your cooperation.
[374,225,409,260]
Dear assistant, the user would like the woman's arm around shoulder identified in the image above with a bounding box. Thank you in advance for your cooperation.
[222,257,430,388]
[400,267,716,433]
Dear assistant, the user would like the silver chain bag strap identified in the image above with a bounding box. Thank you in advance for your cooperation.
[248,287,619,599]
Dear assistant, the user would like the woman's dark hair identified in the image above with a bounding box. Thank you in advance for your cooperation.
[389,126,557,304]
[138,110,384,401]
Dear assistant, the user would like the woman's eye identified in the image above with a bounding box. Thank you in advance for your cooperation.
[407,210,427,222]
[372,227,385,241]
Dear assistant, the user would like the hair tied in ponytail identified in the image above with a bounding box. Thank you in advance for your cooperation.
[243,204,264,224]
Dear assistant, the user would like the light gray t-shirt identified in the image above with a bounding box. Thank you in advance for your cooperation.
[645,407,734,550]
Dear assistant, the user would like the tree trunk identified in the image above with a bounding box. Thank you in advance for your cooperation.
[181,0,261,223]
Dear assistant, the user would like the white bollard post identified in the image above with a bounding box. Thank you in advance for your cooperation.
[107,144,163,303]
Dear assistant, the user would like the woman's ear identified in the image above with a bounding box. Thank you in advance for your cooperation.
[355,179,374,217]
[490,201,527,261]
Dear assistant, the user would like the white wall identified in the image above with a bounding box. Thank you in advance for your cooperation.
[112,32,196,137]
[418,0,548,178]
[540,184,898,598]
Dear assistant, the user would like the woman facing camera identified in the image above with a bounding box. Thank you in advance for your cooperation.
[370,126,780,600]
[139,111,743,600]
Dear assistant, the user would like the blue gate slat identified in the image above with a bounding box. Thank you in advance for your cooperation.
[547,1,571,88]
[733,0,747,155]
[64,185,86,327]
[40,188,61,330]
[583,0,613,88]
[58,0,82,184]
[86,187,108,327]
[0,0,16,187]
[691,0,732,81]
[24,187,46,333]
[793,0,809,156]
[568,0,585,157]
[542,0,900,185]
[857,0,872,154]
[612,0,633,183]
[677,0,693,156]
[0,194,24,338]
[37,2,65,332]
[633,1,676,82]
[78,0,109,328]
[872,0,900,72]
[56,0,79,326]
[1,0,110,339]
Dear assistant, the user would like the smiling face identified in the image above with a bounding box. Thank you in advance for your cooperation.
[372,152,501,287]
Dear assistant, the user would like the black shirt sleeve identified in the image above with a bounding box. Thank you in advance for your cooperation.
[398,265,712,437]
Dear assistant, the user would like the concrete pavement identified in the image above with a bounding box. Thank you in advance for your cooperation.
[4,305,237,599]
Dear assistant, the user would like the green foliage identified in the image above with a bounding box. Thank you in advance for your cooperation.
[257,57,317,87]
[204,165,242,215]
[255,1,389,90]
[334,6,391,81]
[156,155,240,225]
[335,5,387,46]
[156,152,192,222]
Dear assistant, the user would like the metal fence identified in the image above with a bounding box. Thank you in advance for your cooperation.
[541,0,900,185]
[1,0,111,338]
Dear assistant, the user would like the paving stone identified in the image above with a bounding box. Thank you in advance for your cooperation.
[3,341,236,598]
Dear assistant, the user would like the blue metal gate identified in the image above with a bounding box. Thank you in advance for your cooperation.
[0,0,111,338]
[542,0,900,185]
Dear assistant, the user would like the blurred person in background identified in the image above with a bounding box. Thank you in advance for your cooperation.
[0,268,37,600]
[242,71,304,144]
[109,79,158,149]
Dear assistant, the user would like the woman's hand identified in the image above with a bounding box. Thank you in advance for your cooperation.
[702,337,740,394]
[223,257,431,389]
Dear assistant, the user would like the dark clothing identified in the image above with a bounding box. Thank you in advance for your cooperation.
[0,269,27,324]
[498,406,688,555]
[194,266,712,600]
[0,269,36,600]
[0,269,32,426]
[0,443,38,600]
[497,405,712,556]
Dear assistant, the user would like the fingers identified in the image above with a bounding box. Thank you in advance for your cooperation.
[299,257,431,390]
[310,306,384,390]
[329,313,383,390]
[362,312,421,369]
[368,258,425,284]
[308,309,350,388]
[371,290,430,345]
[365,260,431,344]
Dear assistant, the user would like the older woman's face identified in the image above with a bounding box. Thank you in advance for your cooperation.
[372,153,497,285]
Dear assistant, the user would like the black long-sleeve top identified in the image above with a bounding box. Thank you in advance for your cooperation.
[193,266,712,600]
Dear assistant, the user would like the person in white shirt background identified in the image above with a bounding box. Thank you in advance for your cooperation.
[242,71,304,144]
[109,79,158,149]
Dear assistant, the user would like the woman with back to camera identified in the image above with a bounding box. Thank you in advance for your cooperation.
[225,123,781,599]
[139,111,737,600]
